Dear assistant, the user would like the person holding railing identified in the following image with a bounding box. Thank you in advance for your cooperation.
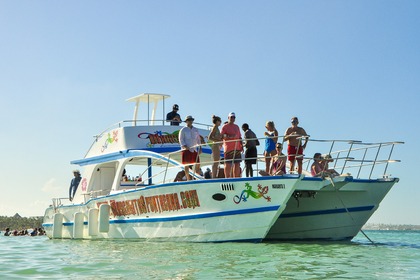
[69,170,82,201]
[221,112,243,178]
[284,116,309,174]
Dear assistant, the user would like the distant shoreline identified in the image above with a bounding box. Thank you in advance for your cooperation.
[363,223,420,230]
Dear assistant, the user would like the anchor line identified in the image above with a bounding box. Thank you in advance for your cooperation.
[327,176,377,246]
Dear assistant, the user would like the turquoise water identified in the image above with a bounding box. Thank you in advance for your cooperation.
[1,230,419,279]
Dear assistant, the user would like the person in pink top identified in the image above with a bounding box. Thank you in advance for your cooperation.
[221,112,243,178]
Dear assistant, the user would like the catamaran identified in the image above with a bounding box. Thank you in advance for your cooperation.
[42,93,402,242]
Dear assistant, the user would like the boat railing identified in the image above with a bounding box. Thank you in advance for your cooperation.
[94,119,212,139]
[82,189,110,202]
[302,139,404,179]
[160,137,403,181]
[187,137,403,180]
[51,197,70,210]
[99,136,403,190]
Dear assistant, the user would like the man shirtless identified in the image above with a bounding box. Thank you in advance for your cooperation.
[284,117,309,174]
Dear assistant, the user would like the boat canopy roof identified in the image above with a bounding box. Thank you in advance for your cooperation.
[126,93,170,125]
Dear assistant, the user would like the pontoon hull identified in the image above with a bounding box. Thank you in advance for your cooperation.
[43,176,299,242]
[265,178,398,241]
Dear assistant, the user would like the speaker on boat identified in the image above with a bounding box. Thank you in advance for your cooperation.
[99,204,110,233]
[73,212,84,239]
[52,213,63,239]
[88,208,99,236]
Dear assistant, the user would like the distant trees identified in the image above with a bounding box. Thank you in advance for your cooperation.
[0,215,43,230]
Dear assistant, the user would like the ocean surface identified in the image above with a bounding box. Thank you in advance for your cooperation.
[1,230,419,279]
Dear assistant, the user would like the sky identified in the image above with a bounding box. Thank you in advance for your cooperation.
[1,1,419,225]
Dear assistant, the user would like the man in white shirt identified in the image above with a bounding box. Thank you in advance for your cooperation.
[179,115,201,180]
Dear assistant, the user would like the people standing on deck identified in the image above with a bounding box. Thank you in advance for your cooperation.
[263,121,278,174]
[179,115,201,180]
[242,123,258,177]
[284,116,309,174]
[166,104,182,126]
[69,170,82,201]
[208,115,222,178]
[220,112,243,178]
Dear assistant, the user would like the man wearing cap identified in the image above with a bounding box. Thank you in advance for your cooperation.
[284,117,309,174]
[69,170,82,201]
[166,104,181,126]
[179,115,201,180]
[221,112,243,178]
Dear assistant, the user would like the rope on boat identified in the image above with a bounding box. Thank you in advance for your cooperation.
[327,176,377,246]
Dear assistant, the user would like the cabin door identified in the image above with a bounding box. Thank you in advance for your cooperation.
[99,167,115,194]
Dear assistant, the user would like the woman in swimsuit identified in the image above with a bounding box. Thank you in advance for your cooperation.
[263,121,278,173]
[208,115,222,178]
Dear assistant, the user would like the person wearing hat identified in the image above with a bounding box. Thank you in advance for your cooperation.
[69,170,82,201]
[179,115,201,180]
[166,104,181,126]
[221,112,243,178]
[284,116,309,174]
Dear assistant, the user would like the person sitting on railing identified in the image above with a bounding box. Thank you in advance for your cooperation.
[166,104,182,126]
[259,143,286,176]
[321,154,340,177]
[311,153,327,177]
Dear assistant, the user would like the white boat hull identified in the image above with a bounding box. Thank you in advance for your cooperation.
[43,176,300,242]
[265,177,398,241]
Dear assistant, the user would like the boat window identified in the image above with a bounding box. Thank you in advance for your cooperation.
[121,157,183,188]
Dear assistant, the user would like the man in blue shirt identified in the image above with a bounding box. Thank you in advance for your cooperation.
[69,170,82,201]
[166,104,181,126]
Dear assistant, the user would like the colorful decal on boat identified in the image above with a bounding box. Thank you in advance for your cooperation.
[138,130,180,146]
[101,130,119,152]
[233,183,271,204]
[81,178,87,192]
[97,189,200,217]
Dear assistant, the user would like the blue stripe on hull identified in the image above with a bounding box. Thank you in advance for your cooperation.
[279,205,374,218]
[43,205,280,227]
